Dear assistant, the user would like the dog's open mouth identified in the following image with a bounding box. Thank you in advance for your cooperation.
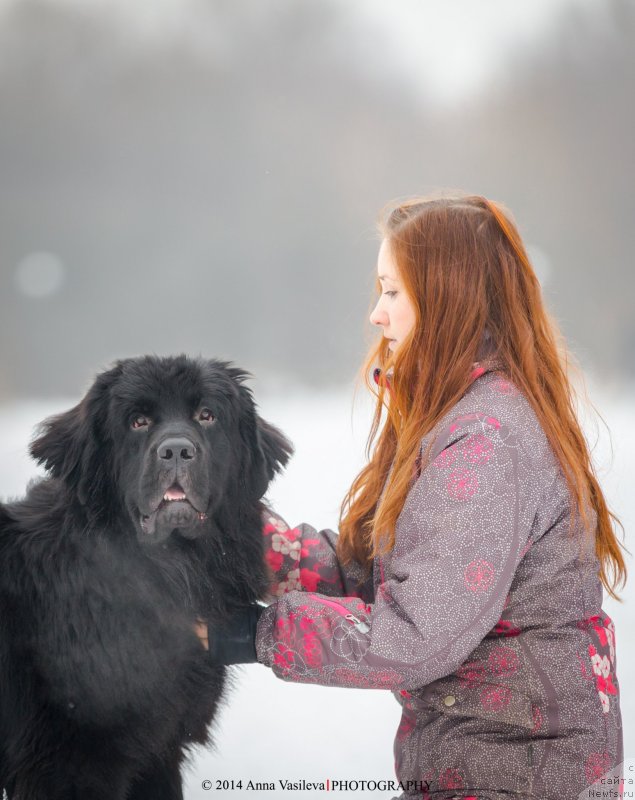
[140,483,208,537]
[161,484,192,506]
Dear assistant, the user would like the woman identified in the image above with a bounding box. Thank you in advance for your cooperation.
[206,194,627,800]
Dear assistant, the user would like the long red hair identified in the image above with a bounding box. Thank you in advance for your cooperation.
[337,194,627,601]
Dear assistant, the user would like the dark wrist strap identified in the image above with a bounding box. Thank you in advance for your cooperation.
[208,605,265,665]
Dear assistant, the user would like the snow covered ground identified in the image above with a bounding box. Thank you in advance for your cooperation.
[0,380,632,799]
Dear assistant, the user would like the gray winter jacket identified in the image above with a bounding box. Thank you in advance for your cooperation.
[255,361,623,800]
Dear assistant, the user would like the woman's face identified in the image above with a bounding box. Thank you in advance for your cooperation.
[369,238,417,352]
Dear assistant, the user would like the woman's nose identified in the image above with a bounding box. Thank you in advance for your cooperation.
[370,302,388,327]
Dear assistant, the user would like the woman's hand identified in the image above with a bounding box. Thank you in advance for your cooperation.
[194,618,209,651]
[194,606,265,664]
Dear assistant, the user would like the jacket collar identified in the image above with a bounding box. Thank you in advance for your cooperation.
[374,355,503,387]
[469,355,504,382]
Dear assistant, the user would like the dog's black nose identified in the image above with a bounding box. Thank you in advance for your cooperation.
[157,436,196,462]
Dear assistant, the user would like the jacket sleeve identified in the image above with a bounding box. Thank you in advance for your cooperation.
[261,508,374,603]
[255,411,548,691]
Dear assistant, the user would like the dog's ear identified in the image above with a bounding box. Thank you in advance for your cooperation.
[255,416,293,484]
[235,383,293,500]
[247,415,293,500]
[30,364,123,508]
[30,401,84,481]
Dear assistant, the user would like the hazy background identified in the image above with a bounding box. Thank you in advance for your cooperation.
[0,0,633,796]
[1,0,634,395]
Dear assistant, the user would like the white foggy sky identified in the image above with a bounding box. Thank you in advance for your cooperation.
[0,0,604,102]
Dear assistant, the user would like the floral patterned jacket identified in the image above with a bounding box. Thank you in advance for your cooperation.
[254,362,623,800]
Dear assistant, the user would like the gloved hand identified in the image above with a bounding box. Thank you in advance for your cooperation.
[196,605,265,665]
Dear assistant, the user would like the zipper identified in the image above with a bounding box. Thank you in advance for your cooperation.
[308,594,371,633]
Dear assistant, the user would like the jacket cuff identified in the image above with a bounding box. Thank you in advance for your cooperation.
[254,602,278,667]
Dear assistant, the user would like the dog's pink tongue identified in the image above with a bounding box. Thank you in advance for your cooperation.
[165,486,187,501]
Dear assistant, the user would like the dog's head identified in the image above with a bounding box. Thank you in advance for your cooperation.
[30,356,293,545]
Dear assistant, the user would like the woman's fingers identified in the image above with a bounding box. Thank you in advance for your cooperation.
[194,618,209,650]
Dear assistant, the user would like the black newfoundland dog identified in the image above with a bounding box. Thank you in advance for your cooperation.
[0,355,292,799]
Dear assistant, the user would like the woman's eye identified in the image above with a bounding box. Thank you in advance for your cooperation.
[131,415,150,430]
[198,408,216,424]
[384,290,397,298]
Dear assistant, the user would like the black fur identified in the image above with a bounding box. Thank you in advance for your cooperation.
[0,355,292,800]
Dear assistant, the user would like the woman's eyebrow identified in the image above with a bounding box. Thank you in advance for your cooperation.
[378,274,395,282]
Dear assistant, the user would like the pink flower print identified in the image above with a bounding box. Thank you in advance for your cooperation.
[297,609,312,628]
[421,772,435,800]
[595,623,608,648]
[490,618,522,637]
[464,560,495,593]
[606,618,616,666]
[589,645,611,679]
[480,684,512,711]
[438,768,464,790]
[299,567,323,592]
[596,674,618,707]
[396,710,416,741]
[485,416,501,430]
[398,689,416,712]
[302,630,322,668]
[433,447,457,469]
[331,619,370,662]
[300,537,320,558]
[531,704,543,732]
[271,532,301,561]
[488,646,519,677]
[371,670,402,688]
[598,690,610,713]
[461,434,494,464]
[335,668,401,689]
[304,611,332,640]
[493,378,518,396]
[331,667,370,687]
[274,567,302,596]
[272,643,295,673]
[582,614,608,646]
[456,661,486,688]
[585,752,612,784]
[579,614,617,664]
[588,644,618,713]
[263,514,289,535]
[447,469,478,501]
[265,549,284,573]
[275,613,299,644]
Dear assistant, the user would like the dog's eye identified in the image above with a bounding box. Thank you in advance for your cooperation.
[131,415,150,430]
[197,408,215,425]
